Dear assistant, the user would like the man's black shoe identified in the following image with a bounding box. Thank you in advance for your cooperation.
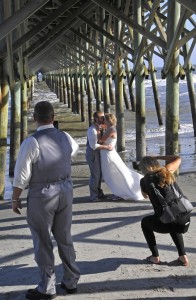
[25,288,56,300]
[60,282,77,294]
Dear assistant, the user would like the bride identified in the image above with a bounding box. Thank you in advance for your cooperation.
[98,113,144,201]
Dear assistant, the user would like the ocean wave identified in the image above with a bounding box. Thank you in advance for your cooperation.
[75,123,194,145]
[143,76,196,88]
[180,92,189,96]
[192,74,196,83]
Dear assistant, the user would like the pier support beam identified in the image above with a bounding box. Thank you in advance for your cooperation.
[185,65,196,137]
[149,60,163,126]
[114,0,125,152]
[66,69,71,109]
[109,74,115,106]
[182,40,196,137]
[80,66,85,122]
[71,72,75,113]
[75,65,81,115]
[133,0,146,160]
[165,1,181,155]
[9,81,21,176]
[124,58,135,111]
[103,62,110,113]
[115,58,125,152]
[62,69,67,105]
[86,67,94,126]
[95,62,102,111]
[0,80,9,200]
[21,80,28,142]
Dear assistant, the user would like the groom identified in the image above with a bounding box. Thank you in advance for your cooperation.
[86,111,113,201]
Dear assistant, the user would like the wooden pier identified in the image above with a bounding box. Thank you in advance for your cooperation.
[0,0,196,199]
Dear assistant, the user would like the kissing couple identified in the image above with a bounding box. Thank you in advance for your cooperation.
[86,111,143,202]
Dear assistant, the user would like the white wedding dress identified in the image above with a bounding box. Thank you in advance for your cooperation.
[100,136,144,200]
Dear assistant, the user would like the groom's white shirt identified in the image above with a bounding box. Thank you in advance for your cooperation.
[87,124,100,150]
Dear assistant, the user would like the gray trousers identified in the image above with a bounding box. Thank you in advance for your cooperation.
[27,179,80,295]
[86,146,104,200]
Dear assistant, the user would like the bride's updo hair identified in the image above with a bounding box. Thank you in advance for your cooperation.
[105,113,117,126]
[139,156,175,187]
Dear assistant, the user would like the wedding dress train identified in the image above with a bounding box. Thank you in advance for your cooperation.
[100,137,144,200]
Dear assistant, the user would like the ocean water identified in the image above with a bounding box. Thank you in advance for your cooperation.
[4,68,196,199]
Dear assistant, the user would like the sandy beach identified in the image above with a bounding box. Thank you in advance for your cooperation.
[0,82,196,299]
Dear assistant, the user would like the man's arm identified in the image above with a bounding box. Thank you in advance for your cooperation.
[96,144,113,151]
[87,126,100,150]
[64,132,79,157]
[12,137,38,214]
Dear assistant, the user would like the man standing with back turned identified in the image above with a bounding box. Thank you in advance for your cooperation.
[12,101,80,300]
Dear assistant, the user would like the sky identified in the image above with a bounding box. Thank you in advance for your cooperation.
[153,12,196,67]
[153,46,196,67]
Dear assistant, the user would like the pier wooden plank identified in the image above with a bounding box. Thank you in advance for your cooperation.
[0,0,50,41]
